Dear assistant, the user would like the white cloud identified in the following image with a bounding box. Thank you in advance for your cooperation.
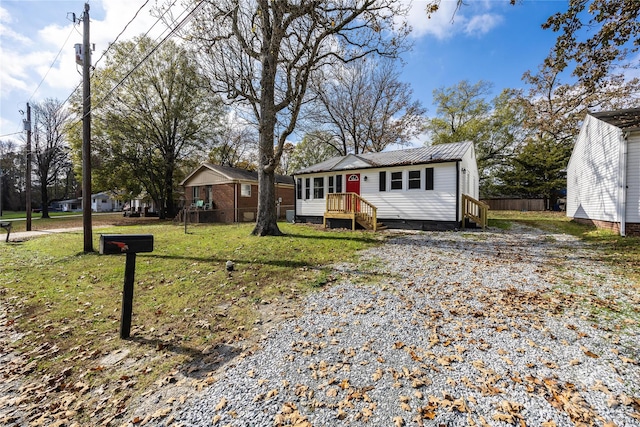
[404,0,503,40]
[464,13,503,37]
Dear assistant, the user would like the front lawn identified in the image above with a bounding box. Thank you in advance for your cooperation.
[0,222,381,425]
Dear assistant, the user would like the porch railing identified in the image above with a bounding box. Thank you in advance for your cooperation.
[462,194,489,229]
[325,192,378,231]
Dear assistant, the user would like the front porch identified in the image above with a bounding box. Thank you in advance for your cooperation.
[323,193,384,231]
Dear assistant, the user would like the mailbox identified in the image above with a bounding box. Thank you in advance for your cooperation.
[99,234,154,255]
[99,234,154,339]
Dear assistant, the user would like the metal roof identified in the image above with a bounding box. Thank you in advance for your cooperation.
[294,141,473,175]
[591,108,640,130]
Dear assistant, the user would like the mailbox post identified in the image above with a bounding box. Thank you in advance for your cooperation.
[99,234,153,339]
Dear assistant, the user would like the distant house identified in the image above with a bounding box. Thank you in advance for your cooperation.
[567,108,640,236]
[91,192,124,212]
[293,141,485,230]
[57,198,82,212]
[180,163,295,223]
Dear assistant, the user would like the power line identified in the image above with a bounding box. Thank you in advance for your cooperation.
[28,22,78,103]
[87,0,205,118]
[91,0,152,71]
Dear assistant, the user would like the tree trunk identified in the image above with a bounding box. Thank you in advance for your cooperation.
[40,181,50,219]
[252,41,282,236]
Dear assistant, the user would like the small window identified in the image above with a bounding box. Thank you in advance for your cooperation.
[241,184,251,197]
[336,175,343,193]
[391,171,403,190]
[379,171,386,192]
[305,178,310,200]
[296,178,302,200]
[313,177,324,199]
[192,186,199,199]
[328,176,335,194]
[408,170,421,189]
[425,167,434,191]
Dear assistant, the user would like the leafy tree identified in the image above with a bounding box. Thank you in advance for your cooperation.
[73,36,222,219]
[426,81,526,195]
[542,0,640,90]
[494,137,572,209]
[32,99,72,218]
[288,131,341,174]
[0,140,25,212]
[310,58,426,155]
[186,0,411,235]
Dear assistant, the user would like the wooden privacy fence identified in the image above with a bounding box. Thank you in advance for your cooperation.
[482,198,545,211]
[462,194,489,229]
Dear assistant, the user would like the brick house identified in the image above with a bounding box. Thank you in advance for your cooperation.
[180,163,295,223]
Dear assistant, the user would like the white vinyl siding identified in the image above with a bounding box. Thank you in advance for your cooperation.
[626,132,640,223]
[295,164,458,221]
[566,115,620,222]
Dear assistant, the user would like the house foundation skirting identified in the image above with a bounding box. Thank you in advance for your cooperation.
[295,215,459,231]
[572,217,640,236]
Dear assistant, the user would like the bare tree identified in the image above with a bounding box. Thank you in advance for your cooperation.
[310,58,425,155]
[209,119,258,169]
[186,0,411,235]
[32,99,72,218]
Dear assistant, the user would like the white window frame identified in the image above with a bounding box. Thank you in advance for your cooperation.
[241,183,251,197]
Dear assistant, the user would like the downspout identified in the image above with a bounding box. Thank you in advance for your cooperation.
[619,131,629,237]
[234,182,238,223]
[456,161,460,226]
[292,175,296,222]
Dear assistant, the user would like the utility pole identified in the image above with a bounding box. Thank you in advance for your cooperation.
[25,103,32,231]
[81,2,93,252]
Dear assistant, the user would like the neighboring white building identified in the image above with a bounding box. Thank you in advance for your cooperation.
[91,192,124,212]
[293,141,481,230]
[566,108,640,236]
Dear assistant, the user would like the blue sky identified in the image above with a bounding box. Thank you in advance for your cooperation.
[0,0,567,146]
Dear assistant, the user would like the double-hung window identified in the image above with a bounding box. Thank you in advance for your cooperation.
[390,171,403,190]
[313,177,324,199]
[408,170,421,189]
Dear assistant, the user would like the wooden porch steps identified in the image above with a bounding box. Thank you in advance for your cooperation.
[324,193,383,231]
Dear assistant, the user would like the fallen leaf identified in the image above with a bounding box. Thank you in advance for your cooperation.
[215,397,227,411]
[393,416,405,426]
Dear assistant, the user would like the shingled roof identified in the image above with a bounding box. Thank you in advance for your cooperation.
[181,163,294,186]
[591,108,640,131]
[294,141,473,175]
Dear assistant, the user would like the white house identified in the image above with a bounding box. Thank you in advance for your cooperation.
[293,141,482,230]
[91,192,124,212]
[566,108,640,236]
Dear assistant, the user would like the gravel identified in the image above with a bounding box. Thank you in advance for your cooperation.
[152,225,640,426]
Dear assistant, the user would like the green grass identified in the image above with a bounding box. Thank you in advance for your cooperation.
[490,210,640,289]
[0,221,382,423]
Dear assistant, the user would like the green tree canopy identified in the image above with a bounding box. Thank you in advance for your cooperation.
[71,36,223,218]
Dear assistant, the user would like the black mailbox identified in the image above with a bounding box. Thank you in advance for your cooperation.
[99,234,154,339]
[99,234,154,255]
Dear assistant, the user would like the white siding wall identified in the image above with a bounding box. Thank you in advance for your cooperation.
[296,175,329,216]
[460,144,479,199]
[295,163,459,222]
[364,164,457,221]
[626,132,640,223]
[566,115,621,222]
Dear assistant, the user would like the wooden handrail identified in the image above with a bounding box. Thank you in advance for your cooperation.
[325,193,378,231]
[462,194,489,229]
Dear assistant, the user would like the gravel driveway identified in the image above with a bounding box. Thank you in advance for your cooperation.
[152,226,640,426]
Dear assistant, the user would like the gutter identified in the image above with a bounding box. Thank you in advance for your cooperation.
[456,161,460,225]
[292,175,297,222]
[619,131,629,236]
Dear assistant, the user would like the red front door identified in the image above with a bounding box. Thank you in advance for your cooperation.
[346,173,360,195]
[345,173,360,212]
